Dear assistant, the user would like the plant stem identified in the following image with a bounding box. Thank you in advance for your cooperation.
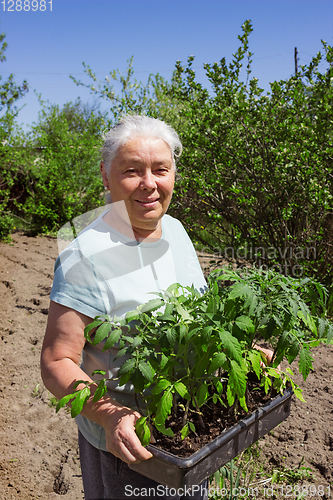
[135,393,145,416]
[173,392,177,415]
[182,399,190,426]
[193,395,206,432]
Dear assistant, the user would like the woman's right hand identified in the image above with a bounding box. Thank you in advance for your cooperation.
[41,302,152,465]
[102,405,153,464]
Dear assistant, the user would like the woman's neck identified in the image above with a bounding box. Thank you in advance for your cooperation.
[102,207,162,242]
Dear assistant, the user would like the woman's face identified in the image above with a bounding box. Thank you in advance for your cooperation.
[101,137,175,238]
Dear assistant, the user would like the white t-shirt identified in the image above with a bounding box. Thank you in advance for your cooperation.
[50,211,206,450]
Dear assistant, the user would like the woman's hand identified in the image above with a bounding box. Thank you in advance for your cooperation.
[254,345,274,366]
[254,344,281,371]
[102,405,153,464]
[41,301,152,465]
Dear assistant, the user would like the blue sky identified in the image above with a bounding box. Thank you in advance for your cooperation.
[1,0,333,129]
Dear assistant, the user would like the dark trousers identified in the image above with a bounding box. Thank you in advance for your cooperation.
[78,431,208,500]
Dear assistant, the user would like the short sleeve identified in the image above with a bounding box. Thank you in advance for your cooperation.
[50,244,113,319]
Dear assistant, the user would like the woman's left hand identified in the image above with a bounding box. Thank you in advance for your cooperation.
[253,344,280,371]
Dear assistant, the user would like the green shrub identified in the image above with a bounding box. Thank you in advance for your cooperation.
[164,21,333,286]
[0,100,108,234]
[0,213,15,241]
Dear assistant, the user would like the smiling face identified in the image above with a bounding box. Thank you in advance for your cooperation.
[101,137,175,239]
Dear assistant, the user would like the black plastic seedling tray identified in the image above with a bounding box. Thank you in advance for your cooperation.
[129,387,293,488]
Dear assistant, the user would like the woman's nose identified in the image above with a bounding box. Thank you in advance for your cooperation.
[140,171,157,190]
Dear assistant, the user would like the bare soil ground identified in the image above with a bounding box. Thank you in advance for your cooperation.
[0,233,332,499]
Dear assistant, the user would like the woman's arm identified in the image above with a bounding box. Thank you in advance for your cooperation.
[40,300,152,464]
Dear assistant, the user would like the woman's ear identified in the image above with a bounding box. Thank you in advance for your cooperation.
[100,161,109,188]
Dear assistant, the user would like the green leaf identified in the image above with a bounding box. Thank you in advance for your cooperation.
[92,322,113,345]
[286,367,294,376]
[248,294,258,317]
[95,314,112,322]
[275,331,290,360]
[317,318,327,339]
[132,335,142,349]
[125,309,140,321]
[247,350,262,379]
[92,369,106,376]
[165,282,181,295]
[289,299,299,319]
[175,301,192,321]
[119,371,132,387]
[71,386,91,418]
[299,347,313,381]
[178,323,187,342]
[132,368,145,393]
[207,295,217,313]
[84,320,103,341]
[219,330,242,364]
[180,423,189,439]
[234,316,254,333]
[160,353,169,370]
[208,352,227,374]
[152,378,171,395]
[140,298,164,313]
[196,384,209,407]
[135,416,151,447]
[174,381,188,398]
[238,395,248,412]
[154,421,174,437]
[114,346,129,359]
[226,382,235,406]
[93,379,108,402]
[292,385,306,402]
[229,360,247,399]
[211,280,219,296]
[166,328,177,345]
[228,283,251,300]
[138,361,154,383]
[286,340,300,363]
[56,392,76,413]
[201,326,213,343]
[213,378,224,395]
[117,358,136,377]
[262,374,272,394]
[73,380,89,390]
[155,389,173,425]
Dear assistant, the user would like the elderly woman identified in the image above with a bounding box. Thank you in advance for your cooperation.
[41,115,208,500]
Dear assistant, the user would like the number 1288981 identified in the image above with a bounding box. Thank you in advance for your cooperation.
[2,0,52,11]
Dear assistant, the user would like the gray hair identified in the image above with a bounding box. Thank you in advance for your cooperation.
[101,115,182,174]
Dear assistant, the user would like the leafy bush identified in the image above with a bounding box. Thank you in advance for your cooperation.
[1,99,108,234]
[0,112,33,223]
[164,21,333,286]
[0,26,31,232]
[0,213,14,241]
[23,100,107,232]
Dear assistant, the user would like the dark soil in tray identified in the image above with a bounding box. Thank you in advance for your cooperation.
[152,374,279,457]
